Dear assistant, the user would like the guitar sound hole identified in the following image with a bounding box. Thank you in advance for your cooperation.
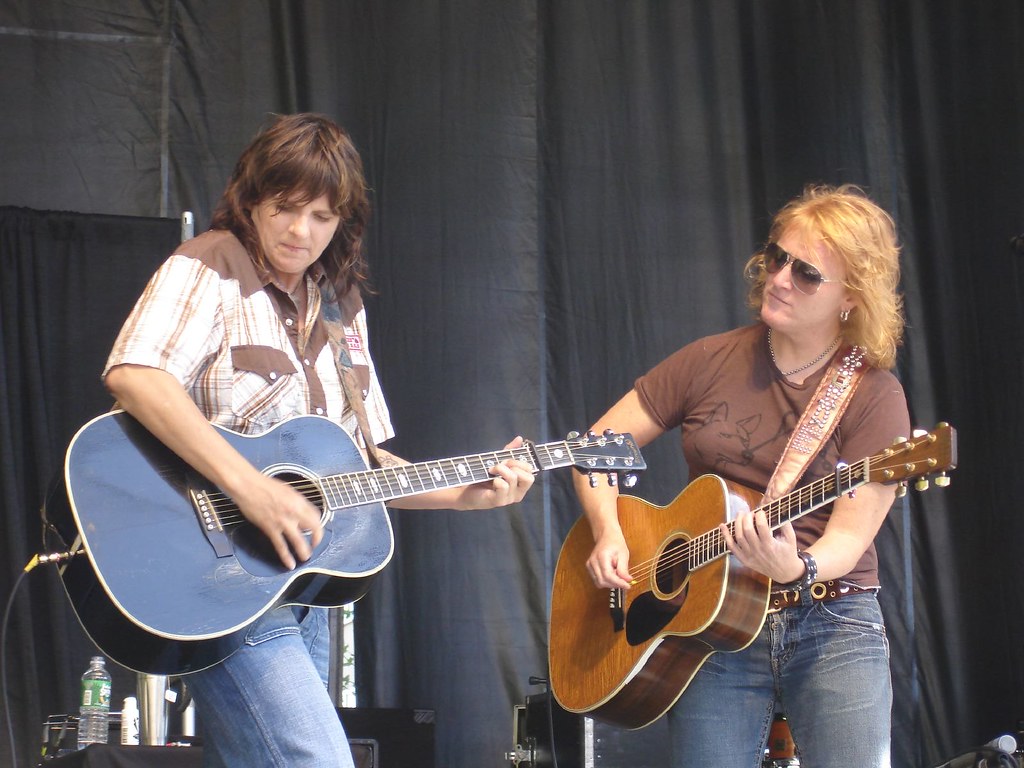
[624,536,689,646]
[231,472,328,576]
[654,537,689,599]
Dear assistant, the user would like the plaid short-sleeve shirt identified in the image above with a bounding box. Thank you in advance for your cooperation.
[104,230,394,446]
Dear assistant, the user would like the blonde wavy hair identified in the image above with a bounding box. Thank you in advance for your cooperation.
[745,184,904,370]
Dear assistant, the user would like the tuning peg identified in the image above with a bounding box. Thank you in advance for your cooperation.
[914,477,929,492]
[588,473,599,488]
[607,473,618,487]
[892,435,908,445]
[565,430,580,441]
[601,428,624,445]
[622,474,638,489]
[934,473,950,488]
[912,428,929,438]
[895,482,908,498]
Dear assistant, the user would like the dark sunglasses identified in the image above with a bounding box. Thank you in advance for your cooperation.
[760,242,840,295]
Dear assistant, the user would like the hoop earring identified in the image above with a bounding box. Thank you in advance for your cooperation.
[840,308,851,322]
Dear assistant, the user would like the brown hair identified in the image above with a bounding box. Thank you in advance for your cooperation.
[745,184,904,369]
[211,113,371,298]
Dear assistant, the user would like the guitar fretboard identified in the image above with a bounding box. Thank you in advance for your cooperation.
[319,440,579,511]
[191,427,643,531]
[685,459,870,570]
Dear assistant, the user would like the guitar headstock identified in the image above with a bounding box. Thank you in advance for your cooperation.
[565,430,647,488]
[866,422,957,494]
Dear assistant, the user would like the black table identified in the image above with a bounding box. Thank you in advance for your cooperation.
[42,744,203,767]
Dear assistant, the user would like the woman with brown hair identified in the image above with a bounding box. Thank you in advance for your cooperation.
[104,113,535,767]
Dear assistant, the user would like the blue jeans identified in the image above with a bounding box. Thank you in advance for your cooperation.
[186,606,355,768]
[667,590,892,768]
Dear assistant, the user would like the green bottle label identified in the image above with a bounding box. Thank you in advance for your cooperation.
[81,679,111,709]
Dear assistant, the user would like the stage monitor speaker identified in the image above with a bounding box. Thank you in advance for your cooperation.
[338,707,435,768]
[513,691,669,767]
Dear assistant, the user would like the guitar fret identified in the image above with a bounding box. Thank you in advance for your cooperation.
[342,472,369,503]
[319,476,338,508]
[532,442,567,472]
[404,464,432,494]
[693,530,714,568]
[378,468,399,498]
[477,454,498,482]
[532,445,551,470]
[353,473,372,501]
[345,473,366,502]
[392,467,412,494]
[422,461,444,489]
[331,474,360,506]
[475,454,498,481]
[320,476,346,509]
[441,458,461,485]
[365,471,385,499]
[426,461,447,490]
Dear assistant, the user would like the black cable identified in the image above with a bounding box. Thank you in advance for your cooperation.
[528,676,561,768]
[3,553,74,768]
[2,557,38,768]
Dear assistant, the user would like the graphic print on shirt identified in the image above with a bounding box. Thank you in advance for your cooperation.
[692,402,797,470]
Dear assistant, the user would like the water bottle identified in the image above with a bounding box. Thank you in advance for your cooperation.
[77,656,112,749]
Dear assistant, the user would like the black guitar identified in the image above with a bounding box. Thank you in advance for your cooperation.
[45,411,645,675]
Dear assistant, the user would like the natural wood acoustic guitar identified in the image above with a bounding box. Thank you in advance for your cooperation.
[548,424,957,729]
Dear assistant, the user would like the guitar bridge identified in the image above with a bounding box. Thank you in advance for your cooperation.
[610,588,625,632]
[190,485,233,558]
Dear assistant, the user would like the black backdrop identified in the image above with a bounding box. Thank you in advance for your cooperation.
[1,2,1022,767]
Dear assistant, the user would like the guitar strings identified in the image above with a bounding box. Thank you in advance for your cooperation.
[198,446,535,524]
[191,439,613,528]
[620,431,938,585]
[622,461,869,586]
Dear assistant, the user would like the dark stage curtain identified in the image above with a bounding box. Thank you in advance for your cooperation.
[1,3,1022,768]
[0,207,183,766]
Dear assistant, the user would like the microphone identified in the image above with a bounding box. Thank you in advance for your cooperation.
[932,739,1019,768]
[985,735,1018,754]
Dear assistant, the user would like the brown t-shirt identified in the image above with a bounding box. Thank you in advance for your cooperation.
[635,323,910,587]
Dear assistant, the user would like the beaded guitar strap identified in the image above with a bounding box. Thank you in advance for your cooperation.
[761,345,867,503]
[318,282,382,469]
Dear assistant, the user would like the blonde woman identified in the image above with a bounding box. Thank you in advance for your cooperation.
[576,185,908,767]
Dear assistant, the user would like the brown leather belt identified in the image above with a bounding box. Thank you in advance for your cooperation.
[768,580,875,613]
